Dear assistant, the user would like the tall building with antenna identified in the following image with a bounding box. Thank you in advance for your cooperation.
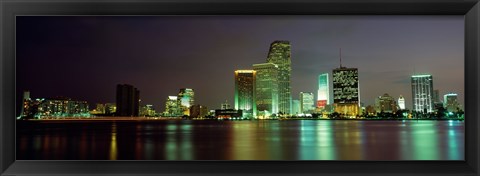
[332,48,360,117]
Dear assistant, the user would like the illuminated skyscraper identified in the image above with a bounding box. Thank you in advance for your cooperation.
[332,67,360,117]
[234,70,257,118]
[300,92,315,113]
[317,73,329,108]
[374,93,397,113]
[163,96,180,117]
[398,95,406,110]
[292,99,300,115]
[253,62,279,118]
[411,75,434,113]
[444,93,460,112]
[178,88,194,116]
[266,41,292,115]
[116,84,140,117]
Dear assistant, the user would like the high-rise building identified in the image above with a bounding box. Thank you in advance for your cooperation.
[292,99,300,115]
[190,104,208,118]
[411,75,434,113]
[116,84,140,117]
[266,40,292,115]
[234,70,257,118]
[19,91,31,118]
[374,93,397,113]
[163,96,180,117]
[317,73,330,109]
[140,104,156,117]
[433,89,441,103]
[332,67,360,117]
[398,95,406,110]
[253,62,279,118]
[300,92,315,113]
[444,93,460,112]
[178,88,194,116]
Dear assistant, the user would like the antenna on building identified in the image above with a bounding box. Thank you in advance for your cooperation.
[339,48,343,68]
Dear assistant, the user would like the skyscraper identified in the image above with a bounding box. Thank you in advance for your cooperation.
[292,99,300,115]
[266,41,292,115]
[234,70,256,118]
[398,95,406,110]
[178,88,194,116]
[444,93,460,112]
[300,92,315,113]
[332,67,360,117]
[163,96,180,116]
[116,84,140,117]
[411,75,434,113]
[317,73,329,109]
[253,62,279,118]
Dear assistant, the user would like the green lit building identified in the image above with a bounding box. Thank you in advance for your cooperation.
[266,40,292,115]
[253,63,279,118]
[234,70,256,118]
[300,92,315,114]
[317,73,330,109]
[178,88,194,116]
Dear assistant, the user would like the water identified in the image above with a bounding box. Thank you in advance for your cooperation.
[16,120,464,160]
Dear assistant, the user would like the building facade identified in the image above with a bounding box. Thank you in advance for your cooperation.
[163,96,181,117]
[398,95,406,110]
[266,40,292,115]
[332,67,360,117]
[444,93,460,112]
[317,73,330,109]
[234,70,257,118]
[300,92,315,113]
[374,93,398,113]
[253,62,279,118]
[411,75,434,113]
[116,84,140,117]
[292,99,301,115]
[178,88,195,116]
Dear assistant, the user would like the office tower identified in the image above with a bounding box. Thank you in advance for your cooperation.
[116,84,140,117]
[332,67,360,117]
[266,40,292,115]
[398,95,406,110]
[317,73,330,109]
[178,88,194,116]
[300,92,315,113]
[163,96,180,117]
[292,99,300,115]
[234,70,257,118]
[253,62,279,118]
[433,89,441,103]
[374,93,397,113]
[19,91,31,118]
[190,104,208,118]
[411,75,434,113]
[444,93,460,112]
[140,104,156,117]
[32,97,89,118]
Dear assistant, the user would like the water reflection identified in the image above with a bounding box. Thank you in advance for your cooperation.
[16,120,464,160]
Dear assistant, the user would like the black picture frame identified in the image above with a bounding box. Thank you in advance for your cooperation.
[1,0,479,176]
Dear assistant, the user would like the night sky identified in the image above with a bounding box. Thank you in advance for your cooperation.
[16,16,464,114]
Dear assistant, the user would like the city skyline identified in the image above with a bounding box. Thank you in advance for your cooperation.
[16,16,464,114]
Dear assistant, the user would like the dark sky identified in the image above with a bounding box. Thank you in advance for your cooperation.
[16,16,464,114]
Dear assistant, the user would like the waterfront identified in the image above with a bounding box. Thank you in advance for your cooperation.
[16,120,464,160]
